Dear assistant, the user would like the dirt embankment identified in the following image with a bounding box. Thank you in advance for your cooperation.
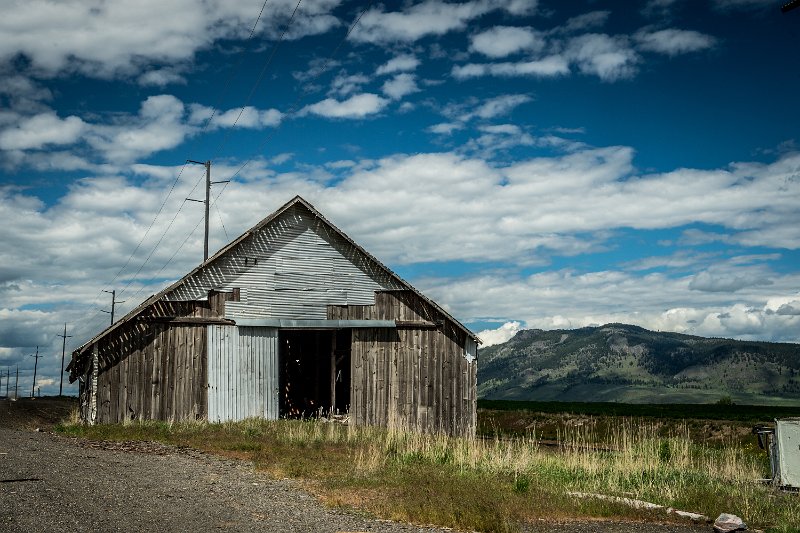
[0,396,77,430]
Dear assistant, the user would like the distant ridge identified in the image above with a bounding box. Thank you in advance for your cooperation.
[478,323,800,406]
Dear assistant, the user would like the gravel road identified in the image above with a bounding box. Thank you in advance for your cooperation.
[0,427,710,533]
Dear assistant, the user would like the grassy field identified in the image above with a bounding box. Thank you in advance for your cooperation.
[57,403,800,533]
[478,400,799,448]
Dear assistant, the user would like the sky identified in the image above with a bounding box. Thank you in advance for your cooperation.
[1,0,799,397]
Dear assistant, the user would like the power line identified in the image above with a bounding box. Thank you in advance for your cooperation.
[67,1,371,355]
[101,0,275,302]
[225,0,374,184]
[113,0,304,299]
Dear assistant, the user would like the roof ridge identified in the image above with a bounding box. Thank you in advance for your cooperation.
[71,195,477,359]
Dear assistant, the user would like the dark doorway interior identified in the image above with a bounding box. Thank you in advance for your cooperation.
[279,329,351,418]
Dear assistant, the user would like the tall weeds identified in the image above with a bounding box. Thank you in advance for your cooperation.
[60,415,797,531]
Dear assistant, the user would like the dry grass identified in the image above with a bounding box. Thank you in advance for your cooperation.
[57,416,800,532]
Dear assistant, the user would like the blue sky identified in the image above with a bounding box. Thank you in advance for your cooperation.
[1,0,799,396]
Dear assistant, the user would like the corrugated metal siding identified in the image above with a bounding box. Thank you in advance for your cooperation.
[164,205,401,319]
[207,325,279,422]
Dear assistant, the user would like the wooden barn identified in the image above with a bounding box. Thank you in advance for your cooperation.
[67,196,479,436]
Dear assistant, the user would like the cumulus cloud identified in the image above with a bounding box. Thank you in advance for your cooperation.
[352,0,532,44]
[188,104,283,129]
[556,11,611,34]
[3,145,800,393]
[477,321,522,346]
[0,96,285,166]
[85,95,190,162]
[428,122,463,135]
[468,94,532,120]
[452,56,570,79]
[0,112,86,150]
[0,0,342,79]
[566,34,639,81]
[301,93,389,119]
[138,68,186,87]
[376,54,420,75]
[713,0,775,10]
[381,73,420,100]
[328,73,370,97]
[470,26,545,58]
[635,29,716,56]
[0,74,53,113]
[427,269,800,344]
[689,263,774,293]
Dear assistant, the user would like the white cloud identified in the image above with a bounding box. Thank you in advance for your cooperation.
[138,68,186,87]
[0,74,52,113]
[329,73,370,97]
[86,94,189,162]
[479,124,523,135]
[3,145,800,392]
[376,54,420,75]
[452,56,570,79]
[477,321,522,346]
[470,26,545,58]
[689,261,775,292]
[301,93,389,119]
[428,122,463,135]
[352,0,532,44]
[381,74,420,100]
[1,96,284,167]
[566,34,639,81]
[188,104,283,129]
[635,29,716,56]
[557,11,611,34]
[0,112,86,150]
[469,94,532,120]
[0,0,343,79]
[426,269,800,343]
[713,0,774,10]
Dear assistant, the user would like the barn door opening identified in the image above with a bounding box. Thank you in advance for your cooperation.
[279,329,351,418]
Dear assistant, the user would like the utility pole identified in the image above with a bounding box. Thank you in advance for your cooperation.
[101,290,124,326]
[15,366,18,400]
[187,160,228,262]
[5,367,8,397]
[30,346,41,398]
[58,323,72,396]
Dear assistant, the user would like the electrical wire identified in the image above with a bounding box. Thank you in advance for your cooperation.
[68,0,372,353]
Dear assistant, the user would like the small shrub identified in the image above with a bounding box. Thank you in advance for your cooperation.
[513,474,530,493]
[658,439,672,463]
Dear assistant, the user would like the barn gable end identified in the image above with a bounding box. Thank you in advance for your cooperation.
[68,196,478,436]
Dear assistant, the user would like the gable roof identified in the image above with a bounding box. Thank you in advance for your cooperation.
[71,195,478,360]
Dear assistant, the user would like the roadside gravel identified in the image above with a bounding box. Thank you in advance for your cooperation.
[0,427,709,533]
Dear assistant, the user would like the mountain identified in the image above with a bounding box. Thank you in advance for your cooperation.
[478,324,800,405]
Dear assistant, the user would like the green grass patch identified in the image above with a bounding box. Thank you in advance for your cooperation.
[478,399,799,422]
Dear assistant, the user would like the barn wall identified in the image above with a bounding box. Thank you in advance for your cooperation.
[87,294,241,424]
[329,291,477,437]
[94,323,207,423]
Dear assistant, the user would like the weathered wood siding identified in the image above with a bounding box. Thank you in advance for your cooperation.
[329,290,477,437]
[94,324,207,423]
[91,292,236,423]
